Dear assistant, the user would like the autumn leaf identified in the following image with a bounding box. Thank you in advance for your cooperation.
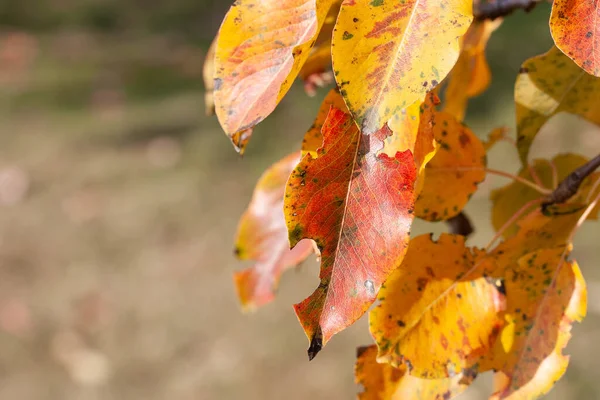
[491,153,596,238]
[213,0,338,151]
[485,246,586,399]
[444,19,502,121]
[301,89,348,157]
[203,34,218,116]
[414,110,486,221]
[515,46,600,164]
[234,152,315,311]
[355,345,469,400]
[550,0,600,77]
[285,107,416,359]
[331,0,473,134]
[369,234,505,378]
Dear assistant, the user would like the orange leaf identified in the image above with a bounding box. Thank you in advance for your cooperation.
[331,0,473,134]
[369,234,505,378]
[485,247,587,399]
[515,46,600,164]
[234,152,315,311]
[414,110,486,221]
[214,0,338,151]
[285,108,416,359]
[301,89,349,157]
[355,345,470,400]
[550,0,600,77]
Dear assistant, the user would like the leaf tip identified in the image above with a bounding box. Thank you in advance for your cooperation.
[307,329,323,361]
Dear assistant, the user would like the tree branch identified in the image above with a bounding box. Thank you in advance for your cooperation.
[474,0,544,21]
[542,154,600,211]
[447,212,474,237]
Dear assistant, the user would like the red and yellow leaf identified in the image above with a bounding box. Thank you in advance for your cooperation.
[491,153,596,238]
[285,107,416,359]
[515,46,600,164]
[214,0,337,151]
[369,234,505,378]
[234,152,315,311]
[550,0,600,77]
[414,110,486,221]
[355,345,469,400]
[331,0,473,134]
[302,89,349,157]
[485,247,587,399]
[444,19,502,121]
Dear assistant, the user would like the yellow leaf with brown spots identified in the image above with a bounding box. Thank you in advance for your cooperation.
[414,110,486,221]
[214,0,338,151]
[515,46,600,164]
[444,19,502,121]
[331,0,473,134]
[551,0,600,77]
[234,152,315,311]
[491,153,597,239]
[484,246,586,400]
[355,345,470,400]
[369,234,505,378]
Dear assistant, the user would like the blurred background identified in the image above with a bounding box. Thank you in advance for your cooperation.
[0,1,598,399]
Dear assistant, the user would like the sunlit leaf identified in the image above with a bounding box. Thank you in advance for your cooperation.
[550,0,600,77]
[355,345,469,400]
[491,153,595,238]
[331,0,473,134]
[214,0,338,151]
[515,46,600,164]
[444,19,502,121]
[485,246,587,399]
[285,108,416,359]
[414,110,486,221]
[369,234,505,378]
[234,152,315,311]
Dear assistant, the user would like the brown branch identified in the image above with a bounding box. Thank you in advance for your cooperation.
[474,0,544,21]
[446,212,474,237]
[542,154,600,211]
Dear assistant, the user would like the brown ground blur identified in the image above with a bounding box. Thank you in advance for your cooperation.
[0,2,598,399]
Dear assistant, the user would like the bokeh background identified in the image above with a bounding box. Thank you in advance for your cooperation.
[0,1,598,399]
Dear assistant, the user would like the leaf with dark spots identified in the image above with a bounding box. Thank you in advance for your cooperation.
[234,152,316,311]
[369,234,505,378]
[285,107,416,358]
[214,0,339,150]
[332,0,473,134]
[355,345,470,400]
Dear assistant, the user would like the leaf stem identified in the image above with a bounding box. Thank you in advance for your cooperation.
[484,168,552,195]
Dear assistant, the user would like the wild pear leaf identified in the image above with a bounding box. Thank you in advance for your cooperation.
[285,107,417,359]
[550,0,600,77]
[485,247,586,400]
[369,234,505,378]
[414,110,486,221]
[234,152,315,311]
[491,153,596,238]
[331,0,473,134]
[515,46,600,164]
[355,345,469,400]
[302,89,349,157]
[444,19,502,121]
[214,0,338,151]
[203,34,218,116]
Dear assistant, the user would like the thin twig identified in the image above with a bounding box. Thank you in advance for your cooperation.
[542,154,600,210]
[474,0,544,21]
[485,168,552,195]
[547,159,559,189]
[447,212,474,237]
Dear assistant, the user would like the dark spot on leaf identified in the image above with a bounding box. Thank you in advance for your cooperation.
[397,320,406,327]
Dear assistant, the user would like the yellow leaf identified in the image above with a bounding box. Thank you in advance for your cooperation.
[234,152,315,310]
[355,345,470,400]
[491,153,596,238]
[550,0,600,77]
[203,34,218,116]
[444,19,502,121]
[485,247,587,400]
[414,110,486,221]
[214,0,338,151]
[369,234,505,378]
[515,46,600,164]
[331,0,473,134]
